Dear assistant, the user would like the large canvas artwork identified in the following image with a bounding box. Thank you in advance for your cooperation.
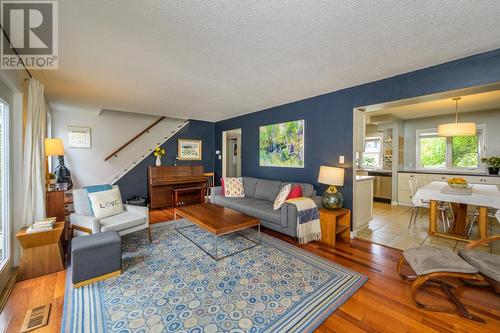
[259,120,304,168]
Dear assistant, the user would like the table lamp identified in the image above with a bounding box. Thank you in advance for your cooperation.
[44,138,64,186]
[318,166,345,210]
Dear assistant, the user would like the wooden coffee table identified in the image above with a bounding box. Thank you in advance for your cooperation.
[174,203,261,260]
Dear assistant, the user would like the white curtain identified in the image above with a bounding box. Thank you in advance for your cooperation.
[21,79,47,227]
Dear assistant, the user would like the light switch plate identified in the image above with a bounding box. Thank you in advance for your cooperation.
[218,155,222,160]
[215,150,220,154]
[339,155,345,164]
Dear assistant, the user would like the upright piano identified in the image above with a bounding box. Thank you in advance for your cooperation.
[147,165,206,209]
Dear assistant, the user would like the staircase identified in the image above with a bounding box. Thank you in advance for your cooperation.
[104,118,189,184]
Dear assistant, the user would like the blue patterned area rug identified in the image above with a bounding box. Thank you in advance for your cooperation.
[62,219,367,333]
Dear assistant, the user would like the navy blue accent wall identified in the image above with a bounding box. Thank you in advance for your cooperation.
[214,49,500,213]
[117,120,215,201]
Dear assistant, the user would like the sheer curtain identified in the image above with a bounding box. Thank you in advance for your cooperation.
[20,79,47,227]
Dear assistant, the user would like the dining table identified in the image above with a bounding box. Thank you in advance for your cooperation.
[412,181,500,242]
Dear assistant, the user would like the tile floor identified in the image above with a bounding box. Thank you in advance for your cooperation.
[356,202,500,254]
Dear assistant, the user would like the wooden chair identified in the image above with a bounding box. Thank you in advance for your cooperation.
[203,172,215,201]
[397,235,500,323]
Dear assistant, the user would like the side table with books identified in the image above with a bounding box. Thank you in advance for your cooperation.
[16,219,65,281]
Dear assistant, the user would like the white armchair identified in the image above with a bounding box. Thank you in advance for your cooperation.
[70,186,151,241]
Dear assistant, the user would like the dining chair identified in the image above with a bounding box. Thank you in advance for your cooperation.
[408,178,451,231]
[203,172,215,201]
[467,207,496,238]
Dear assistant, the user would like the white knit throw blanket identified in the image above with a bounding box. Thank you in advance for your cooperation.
[286,197,321,244]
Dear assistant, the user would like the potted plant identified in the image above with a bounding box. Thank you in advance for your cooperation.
[154,147,166,166]
[481,157,500,175]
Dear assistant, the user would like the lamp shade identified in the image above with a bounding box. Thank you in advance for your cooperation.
[437,122,476,137]
[45,138,64,156]
[318,166,344,186]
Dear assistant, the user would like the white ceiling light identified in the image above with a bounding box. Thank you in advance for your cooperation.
[438,97,476,136]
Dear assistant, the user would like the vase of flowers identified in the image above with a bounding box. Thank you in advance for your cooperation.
[154,147,166,166]
[481,157,500,175]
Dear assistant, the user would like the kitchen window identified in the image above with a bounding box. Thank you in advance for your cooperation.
[416,126,485,171]
[361,136,382,169]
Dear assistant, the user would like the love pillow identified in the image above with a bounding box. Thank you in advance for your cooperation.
[88,187,124,218]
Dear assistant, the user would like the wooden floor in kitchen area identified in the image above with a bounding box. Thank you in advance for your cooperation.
[356,202,500,254]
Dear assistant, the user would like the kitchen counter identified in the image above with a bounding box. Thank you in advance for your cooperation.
[399,169,499,178]
[356,175,375,182]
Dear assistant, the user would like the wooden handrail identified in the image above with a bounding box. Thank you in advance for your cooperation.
[105,116,166,161]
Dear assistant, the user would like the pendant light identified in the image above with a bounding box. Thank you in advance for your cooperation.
[437,97,476,136]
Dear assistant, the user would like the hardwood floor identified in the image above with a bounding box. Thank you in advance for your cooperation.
[1,209,499,332]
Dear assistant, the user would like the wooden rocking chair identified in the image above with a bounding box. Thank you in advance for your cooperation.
[397,235,500,323]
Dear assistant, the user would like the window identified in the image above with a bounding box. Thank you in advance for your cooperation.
[361,136,382,169]
[0,99,7,266]
[416,126,485,171]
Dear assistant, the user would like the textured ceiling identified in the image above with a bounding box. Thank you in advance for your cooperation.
[34,0,500,121]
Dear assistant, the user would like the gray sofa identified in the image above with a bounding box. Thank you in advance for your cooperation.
[211,177,322,237]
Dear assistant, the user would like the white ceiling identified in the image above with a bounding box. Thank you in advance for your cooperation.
[33,1,500,122]
[367,89,500,120]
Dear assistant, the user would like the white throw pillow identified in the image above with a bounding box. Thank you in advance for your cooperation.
[223,177,245,197]
[88,187,124,218]
[274,184,291,210]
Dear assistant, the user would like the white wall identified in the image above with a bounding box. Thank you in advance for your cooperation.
[51,105,186,187]
[403,109,500,169]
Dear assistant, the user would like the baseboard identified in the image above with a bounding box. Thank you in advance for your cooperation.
[0,268,18,312]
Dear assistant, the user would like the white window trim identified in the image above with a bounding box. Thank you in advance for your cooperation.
[415,125,486,172]
[0,98,10,271]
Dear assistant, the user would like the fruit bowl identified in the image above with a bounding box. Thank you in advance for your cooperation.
[447,177,468,188]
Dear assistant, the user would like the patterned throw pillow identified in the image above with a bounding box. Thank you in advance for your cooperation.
[223,177,245,197]
[88,187,124,218]
[287,185,303,199]
[274,184,291,210]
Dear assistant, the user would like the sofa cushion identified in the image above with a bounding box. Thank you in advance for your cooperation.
[242,177,259,198]
[212,194,241,208]
[254,179,281,202]
[230,198,281,224]
[283,182,314,198]
[459,248,500,282]
[100,211,146,232]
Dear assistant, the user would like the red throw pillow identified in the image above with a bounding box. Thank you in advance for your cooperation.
[287,185,303,199]
[220,178,225,196]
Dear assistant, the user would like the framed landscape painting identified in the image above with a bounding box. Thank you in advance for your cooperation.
[259,119,304,168]
[178,139,202,160]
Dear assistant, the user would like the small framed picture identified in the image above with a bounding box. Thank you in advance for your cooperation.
[68,126,91,148]
[178,139,202,160]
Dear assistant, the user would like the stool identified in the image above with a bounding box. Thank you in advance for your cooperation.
[397,245,484,322]
[71,231,122,288]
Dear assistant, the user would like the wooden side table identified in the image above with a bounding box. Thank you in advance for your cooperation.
[319,208,351,247]
[16,222,65,281]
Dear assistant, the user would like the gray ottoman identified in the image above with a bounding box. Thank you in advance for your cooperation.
[71,231,122,288]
